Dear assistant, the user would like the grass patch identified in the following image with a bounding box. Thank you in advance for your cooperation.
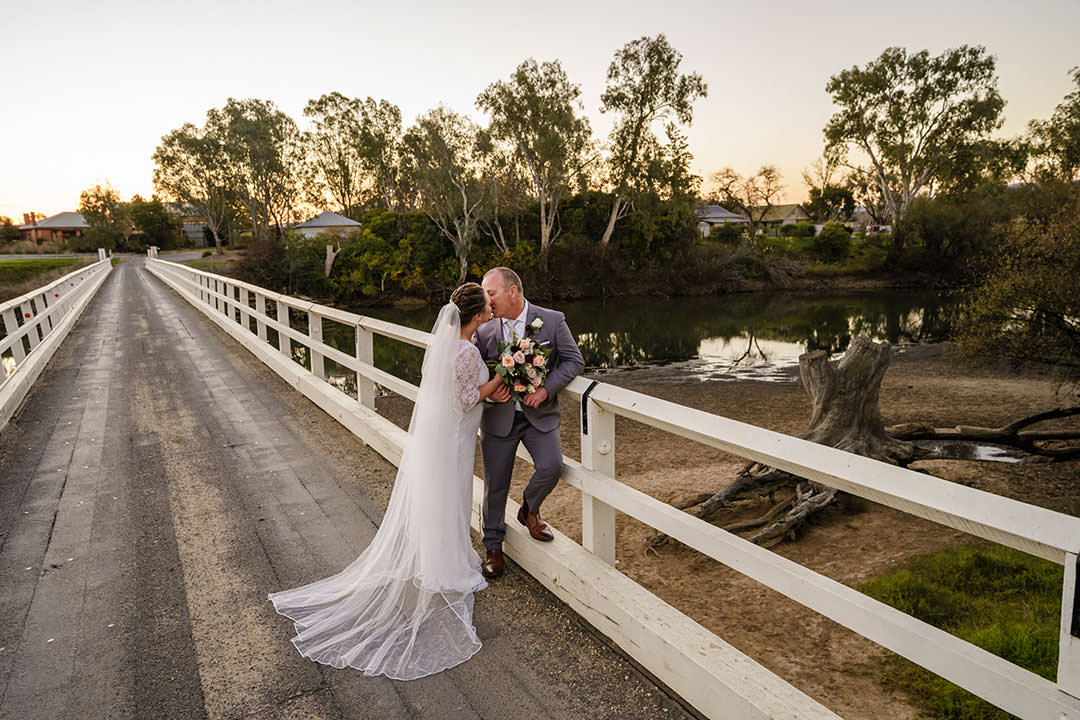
[183,249,241,275]
[0,257,83,281]
[0,258,93,302]
[859,544,1061,719]
[752,236,889,276]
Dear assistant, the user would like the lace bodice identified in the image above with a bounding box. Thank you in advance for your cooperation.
[454,340,487,411]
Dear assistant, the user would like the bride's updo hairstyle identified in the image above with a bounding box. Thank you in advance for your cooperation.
[450,282,486,325]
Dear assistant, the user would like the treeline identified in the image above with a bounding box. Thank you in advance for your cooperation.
[233,193,763,302]
[146,40,1079,302]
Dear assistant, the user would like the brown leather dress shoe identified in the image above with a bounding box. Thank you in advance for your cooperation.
[482,548,504,579]
[517,502,554,542]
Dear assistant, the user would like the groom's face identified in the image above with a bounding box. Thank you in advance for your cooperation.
[482,275,519,319]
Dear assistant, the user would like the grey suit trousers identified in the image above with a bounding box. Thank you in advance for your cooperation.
[479,411,563,550]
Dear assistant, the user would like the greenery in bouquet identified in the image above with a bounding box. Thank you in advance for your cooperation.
[487,315,552,401]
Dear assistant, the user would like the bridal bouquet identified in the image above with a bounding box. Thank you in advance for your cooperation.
[489,316,552,401]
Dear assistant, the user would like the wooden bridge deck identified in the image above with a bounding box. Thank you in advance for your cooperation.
[0,258,690,720]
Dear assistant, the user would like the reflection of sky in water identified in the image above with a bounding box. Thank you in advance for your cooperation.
[691,335,807,382]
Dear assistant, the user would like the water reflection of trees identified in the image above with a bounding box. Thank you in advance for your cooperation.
[301,290,956,381]
[562,291,957,369]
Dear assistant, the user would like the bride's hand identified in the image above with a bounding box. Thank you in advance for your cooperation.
[489,383,512,403]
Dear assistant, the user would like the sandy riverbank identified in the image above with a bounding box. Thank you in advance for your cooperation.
[380,342,1078,718]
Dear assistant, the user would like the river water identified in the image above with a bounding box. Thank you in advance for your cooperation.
[334,288,958,385]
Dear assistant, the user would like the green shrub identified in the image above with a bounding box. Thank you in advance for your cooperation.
[202,249,214,258]
[812,221,851,260]
[708,223,743,244]
[781,222,815,238]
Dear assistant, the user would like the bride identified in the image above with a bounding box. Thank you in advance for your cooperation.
[269,282,506,679]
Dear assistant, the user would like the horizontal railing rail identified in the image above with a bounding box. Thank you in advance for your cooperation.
[145,253,1080,720]
[1,253,113,429]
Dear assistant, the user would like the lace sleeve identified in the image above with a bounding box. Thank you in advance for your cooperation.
[453,343,482,410]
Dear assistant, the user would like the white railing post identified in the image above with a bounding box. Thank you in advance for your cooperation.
[2,309,25,363]
[255,293,267,342]
[37,291,53,332]
[308,310,325,380]
[220,281,229,316]
[276,300,290,356]
[355,325,375,409]
[1059,553,1080,698]
[21,303,40,351]
[581,389,617,565]
[239,287,250,332]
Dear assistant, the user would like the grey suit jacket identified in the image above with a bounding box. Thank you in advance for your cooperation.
[476,303,584,436]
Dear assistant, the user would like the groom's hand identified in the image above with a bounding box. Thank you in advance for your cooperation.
[522,387,548,408]
[490,384,512,403]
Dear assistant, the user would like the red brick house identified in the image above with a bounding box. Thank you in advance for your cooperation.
[19,211,88,244]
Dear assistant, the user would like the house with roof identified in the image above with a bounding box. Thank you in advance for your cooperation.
[293,211,362,239]
[19,212,88,244]
[747,204,812,235]
[695,205,748,237]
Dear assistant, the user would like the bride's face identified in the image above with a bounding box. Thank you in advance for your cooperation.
[479,297,493,324]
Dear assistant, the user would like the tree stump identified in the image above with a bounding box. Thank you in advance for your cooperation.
[800,335,914,464]
[653,336,914,548]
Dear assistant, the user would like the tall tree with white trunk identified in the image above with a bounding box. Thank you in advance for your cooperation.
[598,34,706,247]
[401,106,488,284]
[477,58,591,271]
[824,45,1004,228]
[153,123,234,254]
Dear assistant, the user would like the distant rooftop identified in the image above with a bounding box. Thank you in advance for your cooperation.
[696,205,746,222]
[19,211,87,230]
[294,211,361,229]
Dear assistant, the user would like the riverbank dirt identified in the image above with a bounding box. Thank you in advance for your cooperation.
[379,341,1078,718]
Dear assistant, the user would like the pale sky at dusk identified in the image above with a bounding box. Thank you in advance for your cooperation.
[1,0,1077,221]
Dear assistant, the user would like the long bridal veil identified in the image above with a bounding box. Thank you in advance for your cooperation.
[269,303,486,679]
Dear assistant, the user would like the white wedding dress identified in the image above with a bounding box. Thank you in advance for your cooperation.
[269,304,489,680]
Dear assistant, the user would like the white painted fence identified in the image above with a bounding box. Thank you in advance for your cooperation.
[146,254,1080,720]
[1,254,113,429]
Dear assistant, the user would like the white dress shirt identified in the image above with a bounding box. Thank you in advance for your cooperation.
[501,300,530,345]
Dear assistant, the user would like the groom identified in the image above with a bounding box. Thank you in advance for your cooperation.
[475,267,584,579]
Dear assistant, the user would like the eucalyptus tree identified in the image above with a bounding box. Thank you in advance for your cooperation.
[1028,67,1080,182]
[358,97,404,210]
[302,92,366,218]
[401,106,488,284]
[709,165,784,240]
[77,184,128,251]
[301,94,402,215]
[477,59,592,270]
[208,98,304,242]
[153,122,234,254]
[824,45,1005,227]
[655,124,700,201]
[597,34,706,247]
[475,130,531,254]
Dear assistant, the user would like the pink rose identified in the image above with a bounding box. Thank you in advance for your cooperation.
[513,382,527,393]
[500,353,515,368]
[518,337,531,350]
[532,354,546,367]
[513,351,526,365]
[526,366,538,380]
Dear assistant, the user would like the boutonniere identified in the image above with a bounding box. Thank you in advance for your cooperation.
[526,314,543,336]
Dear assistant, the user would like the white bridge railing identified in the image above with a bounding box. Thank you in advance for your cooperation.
[146,252,1080,720]
[1,252,113,429]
